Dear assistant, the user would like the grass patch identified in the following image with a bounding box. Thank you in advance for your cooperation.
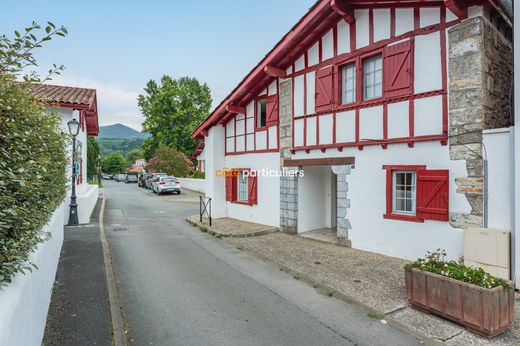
[367,311,383,320]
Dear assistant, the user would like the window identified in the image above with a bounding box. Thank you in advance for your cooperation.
[237,171,248,202]
[363,55,382,100]
[341,63,356,104]
[383,166,449,222]
[392,171,416,215]
[257,98,267,128]
[225,169,258,205]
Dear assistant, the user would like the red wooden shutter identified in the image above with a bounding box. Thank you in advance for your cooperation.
[225,176,233,201]
[248,175,258,205]
[383,40,413,98]
[265,94,279,126]
[315,66,334,113]
[417,169,449,221]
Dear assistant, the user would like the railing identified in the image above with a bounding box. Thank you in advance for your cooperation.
[199,196,212,226]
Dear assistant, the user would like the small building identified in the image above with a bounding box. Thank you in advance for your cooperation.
[30,83,100,224]
[193,0,514,274]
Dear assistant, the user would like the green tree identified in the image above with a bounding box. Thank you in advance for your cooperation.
[126,148,143,166]
[147,145,194,177]
[87,136,100,180]
[0,22,68,287]
[101,152,127,175]
[138,76,212,158]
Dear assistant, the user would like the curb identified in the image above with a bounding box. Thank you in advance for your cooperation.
[99,192,127,346]
[186,216,279,238]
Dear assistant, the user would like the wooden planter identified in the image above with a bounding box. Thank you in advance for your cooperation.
[405,268,514,338]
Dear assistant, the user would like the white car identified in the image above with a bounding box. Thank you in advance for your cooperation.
[152,176,181,195]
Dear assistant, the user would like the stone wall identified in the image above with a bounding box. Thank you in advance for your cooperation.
[279,79,298,233]
[448,13,512,228]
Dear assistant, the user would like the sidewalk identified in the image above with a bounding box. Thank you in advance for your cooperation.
[43,199,112,345]
[187,215,278,238]
[188,217,520,345]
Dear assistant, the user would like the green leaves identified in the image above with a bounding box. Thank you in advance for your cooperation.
[100,152,127,175]
[138,75,212,159]
[0,21,68,83]
[0,78,67,289]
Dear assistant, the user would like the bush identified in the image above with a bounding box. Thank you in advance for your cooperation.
[101,151,127,175]
[147,145,194,177]
[0,78,67,287]
[405,249,510,289]
[192,171,205,179]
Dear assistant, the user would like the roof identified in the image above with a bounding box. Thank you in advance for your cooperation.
[29,83,96,107]
[191,0,500,140]
[28,83,100,136]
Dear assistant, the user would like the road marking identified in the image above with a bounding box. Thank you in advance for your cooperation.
[99,191,127,346]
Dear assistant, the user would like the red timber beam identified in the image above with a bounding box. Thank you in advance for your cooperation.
[444,0,467,19]
[225,105,246,114]
[264,66,287,78]
[330,0,355,24]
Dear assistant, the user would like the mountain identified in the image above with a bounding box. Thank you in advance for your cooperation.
[99,123,148,139]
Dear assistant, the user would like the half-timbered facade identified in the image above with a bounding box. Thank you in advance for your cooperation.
[193,0,512,262]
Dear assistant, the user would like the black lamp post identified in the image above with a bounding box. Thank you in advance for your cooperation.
[67,118,81,225]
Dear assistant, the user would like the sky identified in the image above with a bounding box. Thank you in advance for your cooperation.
[1,0,316,131]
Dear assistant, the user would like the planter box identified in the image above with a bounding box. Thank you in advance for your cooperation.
[405,268,514,338]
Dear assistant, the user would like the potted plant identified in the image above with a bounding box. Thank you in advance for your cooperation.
[404,250,514,338]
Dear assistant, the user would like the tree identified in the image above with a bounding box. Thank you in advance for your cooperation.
[147,145,194,177]
[87,136,100,180]
[101,152,127,175]
[0,22,68,287]
[126,148,143,166]
[138,76,212,158]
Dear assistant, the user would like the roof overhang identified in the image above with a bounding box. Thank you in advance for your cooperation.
[192,0,500,140]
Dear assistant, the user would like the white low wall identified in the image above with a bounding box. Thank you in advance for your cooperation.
[177,178,205,193]
[0,202,66,346]
[77,184,99,224]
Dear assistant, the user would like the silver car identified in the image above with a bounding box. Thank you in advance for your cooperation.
[145,172,167,189]
[152,176,181,195]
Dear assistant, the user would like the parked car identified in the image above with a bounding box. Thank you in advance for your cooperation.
[145,173,167,189]
[114,174,126,182]
[125,175,138,184]
[152,176,181,195]
[101,173,111,180]
[139,173,152,188]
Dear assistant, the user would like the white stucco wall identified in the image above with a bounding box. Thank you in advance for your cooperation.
[224,152,280,227]
[0,202,66,346]
[177,178,205,193]
[298,166,333,233]
[204,125,226,218]
[514,1,520,287]
[293,141,469,261]
[483,128,512,231]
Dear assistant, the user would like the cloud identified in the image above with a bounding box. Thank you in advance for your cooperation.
[48,76,143,131]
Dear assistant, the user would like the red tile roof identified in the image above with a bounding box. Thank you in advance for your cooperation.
[29,83,96,107]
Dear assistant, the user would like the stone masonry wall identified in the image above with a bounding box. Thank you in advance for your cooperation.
[279,79,298,233]
[448,14,512,228]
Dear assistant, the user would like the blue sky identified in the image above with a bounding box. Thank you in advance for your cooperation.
[1,0,316,131]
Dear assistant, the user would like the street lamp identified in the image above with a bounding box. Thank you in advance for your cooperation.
[67,118,81,225]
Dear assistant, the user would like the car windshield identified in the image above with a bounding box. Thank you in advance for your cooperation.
[162,178,176,182]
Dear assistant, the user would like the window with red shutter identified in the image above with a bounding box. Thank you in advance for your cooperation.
[383,40,413,98]
[248,175,258,205]
[416,169,449,221]
[315,66,334,113]
[265,94,279,126]
[383,165,448,222]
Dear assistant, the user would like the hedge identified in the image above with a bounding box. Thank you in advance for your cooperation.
[0,77,67,287]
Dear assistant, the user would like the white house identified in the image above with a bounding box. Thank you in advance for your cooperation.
[193,0,514,276]
[31,83,100,224]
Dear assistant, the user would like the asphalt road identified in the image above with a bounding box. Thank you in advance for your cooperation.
[104,181,423,346]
